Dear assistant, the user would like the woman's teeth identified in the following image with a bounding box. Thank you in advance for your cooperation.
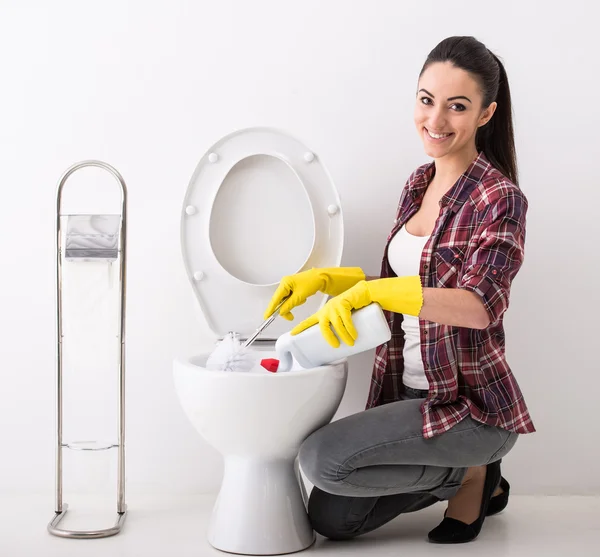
[427,129,451,139]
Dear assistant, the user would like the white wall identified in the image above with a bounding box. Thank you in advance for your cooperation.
[1,0,598,501]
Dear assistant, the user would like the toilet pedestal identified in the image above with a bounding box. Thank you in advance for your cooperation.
[208,455,314,555]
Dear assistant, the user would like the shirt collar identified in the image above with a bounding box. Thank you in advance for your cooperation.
[408,151,492,212]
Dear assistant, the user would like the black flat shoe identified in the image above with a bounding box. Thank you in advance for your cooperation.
[486,476,510,516]
[428,461,502,544]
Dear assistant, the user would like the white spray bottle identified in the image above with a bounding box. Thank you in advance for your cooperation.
[274,303,392,372]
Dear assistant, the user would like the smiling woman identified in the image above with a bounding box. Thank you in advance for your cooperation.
[265,35,533,548]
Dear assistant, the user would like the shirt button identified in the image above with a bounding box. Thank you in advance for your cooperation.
[393,218,398,224]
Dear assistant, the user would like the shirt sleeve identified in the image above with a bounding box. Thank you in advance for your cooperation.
[458,189,528,326]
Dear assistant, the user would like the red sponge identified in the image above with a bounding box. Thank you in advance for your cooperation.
[260,358,280,373]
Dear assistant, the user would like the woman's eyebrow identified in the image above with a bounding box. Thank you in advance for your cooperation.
[418,89,472,103]
[448,95,472,103]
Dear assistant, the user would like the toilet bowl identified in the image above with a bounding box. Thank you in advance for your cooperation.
[173,128,348,555]
[173,352,347,555]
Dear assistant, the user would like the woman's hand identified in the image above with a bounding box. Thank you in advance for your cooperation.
[290,281,373,347]
[263,267,365,321]
[290,277,424,347]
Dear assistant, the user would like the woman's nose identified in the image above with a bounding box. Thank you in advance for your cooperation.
[428,107,447,130]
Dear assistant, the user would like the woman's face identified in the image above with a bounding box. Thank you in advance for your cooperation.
[414,61,496,161]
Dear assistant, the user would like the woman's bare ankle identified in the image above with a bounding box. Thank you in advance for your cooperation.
[445,465,486,524]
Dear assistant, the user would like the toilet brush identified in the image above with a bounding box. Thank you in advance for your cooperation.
[206,332,258,372]
[206,298,289,372]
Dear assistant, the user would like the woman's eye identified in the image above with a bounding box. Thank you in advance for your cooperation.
[451,103,466,112]
[420,97,433,105]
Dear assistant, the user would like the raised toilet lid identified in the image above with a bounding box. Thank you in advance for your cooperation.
[181,127,344,340]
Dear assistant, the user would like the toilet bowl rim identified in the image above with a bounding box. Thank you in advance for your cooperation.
[173,355,348,377]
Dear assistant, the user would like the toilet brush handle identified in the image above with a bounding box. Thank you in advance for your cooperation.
[242,297,290,349]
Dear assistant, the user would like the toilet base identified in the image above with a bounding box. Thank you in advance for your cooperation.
[208,455,315,555]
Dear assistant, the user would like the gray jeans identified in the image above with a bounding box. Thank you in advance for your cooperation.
[298,386,518,540]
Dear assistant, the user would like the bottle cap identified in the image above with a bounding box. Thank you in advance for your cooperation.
[260,358,280,373]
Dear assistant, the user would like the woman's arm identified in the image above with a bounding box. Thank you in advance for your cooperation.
[367,275,489,329]
[420,287,490,329]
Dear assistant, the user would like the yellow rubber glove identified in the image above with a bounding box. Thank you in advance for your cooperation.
[263,267,366,321]
[290,277,423,348]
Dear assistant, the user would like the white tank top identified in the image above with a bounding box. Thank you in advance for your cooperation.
[386,226,430,390]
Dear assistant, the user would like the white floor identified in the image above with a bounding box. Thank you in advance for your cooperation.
[3,493,598,557]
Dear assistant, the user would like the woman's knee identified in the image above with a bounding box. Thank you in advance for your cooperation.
[299,426,348,496]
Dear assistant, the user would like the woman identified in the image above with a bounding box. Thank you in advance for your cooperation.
[263,36,535,544]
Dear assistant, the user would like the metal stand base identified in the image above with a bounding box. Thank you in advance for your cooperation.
[48,504,127,539]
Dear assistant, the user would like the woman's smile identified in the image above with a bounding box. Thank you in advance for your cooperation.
[423,127,454,143]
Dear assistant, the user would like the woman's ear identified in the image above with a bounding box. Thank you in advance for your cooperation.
[478,102,497,127]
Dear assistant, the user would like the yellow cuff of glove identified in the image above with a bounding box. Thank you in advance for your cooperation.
[366,276,424,316]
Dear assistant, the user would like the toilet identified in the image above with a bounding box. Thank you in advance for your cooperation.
[172,127,349,555]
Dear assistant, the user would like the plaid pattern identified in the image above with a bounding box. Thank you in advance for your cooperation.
[366,152,536,439]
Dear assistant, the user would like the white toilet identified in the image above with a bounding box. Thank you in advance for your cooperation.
[173,127,349,555]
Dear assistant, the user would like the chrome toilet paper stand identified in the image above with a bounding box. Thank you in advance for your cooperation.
[48,161,128,539]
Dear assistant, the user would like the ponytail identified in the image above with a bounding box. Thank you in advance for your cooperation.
[476,52,518,185]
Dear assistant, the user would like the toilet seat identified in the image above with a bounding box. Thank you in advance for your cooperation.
[181,127,344,339]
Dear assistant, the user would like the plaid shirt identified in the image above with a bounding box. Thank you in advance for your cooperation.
[365,152,536,439]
